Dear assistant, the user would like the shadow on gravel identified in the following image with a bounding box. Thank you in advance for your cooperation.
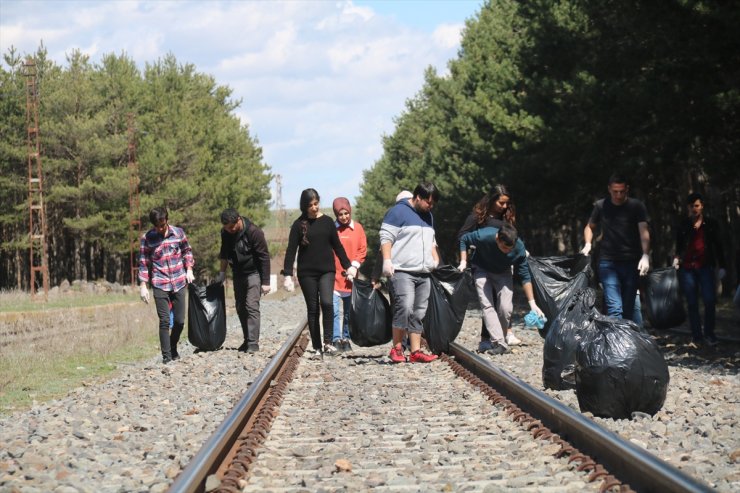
[648,331,739,373]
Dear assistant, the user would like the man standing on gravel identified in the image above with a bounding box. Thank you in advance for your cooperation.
[582,173,651,322]
[139,207,195,364]
[215,208,271,353]
[380,182,441,363]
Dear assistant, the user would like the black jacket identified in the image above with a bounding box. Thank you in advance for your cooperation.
[220,217,271,284]
[674,216,725,269]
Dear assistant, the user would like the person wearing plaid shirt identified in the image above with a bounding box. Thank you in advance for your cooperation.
[139,207,195,363]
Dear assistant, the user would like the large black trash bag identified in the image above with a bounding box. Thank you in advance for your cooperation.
[350,278,392,347]
[188,282,227,351]
[641,267,686,329]
[542,288,597,390]
[575,316,669,419]
[528,255,592,338]
[423,265,477,354]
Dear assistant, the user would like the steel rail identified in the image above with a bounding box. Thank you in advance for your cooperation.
[448,341,713,493]
[167,317,307,493]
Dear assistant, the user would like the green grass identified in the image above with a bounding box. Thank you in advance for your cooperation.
[0,291,140,313]
[0,333,159,413]
[0,294,160,414]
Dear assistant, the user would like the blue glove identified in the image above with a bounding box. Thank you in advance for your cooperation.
[524,310,547,329]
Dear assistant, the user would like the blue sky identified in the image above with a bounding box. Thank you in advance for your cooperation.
[0,0,484,209]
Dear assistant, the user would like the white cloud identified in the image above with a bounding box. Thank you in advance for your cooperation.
[0,0,473,204]
[433,23,465,50]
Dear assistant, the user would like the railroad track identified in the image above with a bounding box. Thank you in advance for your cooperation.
[167,320,713,493]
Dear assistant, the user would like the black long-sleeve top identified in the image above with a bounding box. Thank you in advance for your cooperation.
[283,214,351,277]
[674,215,725,269]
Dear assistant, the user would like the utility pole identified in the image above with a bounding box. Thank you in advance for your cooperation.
[24,58,49,297]
[275,174,286,242]
[127,113,142,286]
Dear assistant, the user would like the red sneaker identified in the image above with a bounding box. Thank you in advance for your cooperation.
[409,350,438,363]
[388,346,406,363]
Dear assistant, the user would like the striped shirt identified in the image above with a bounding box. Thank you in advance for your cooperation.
[138,225,194,292]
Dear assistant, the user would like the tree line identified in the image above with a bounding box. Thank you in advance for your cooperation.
[2,1,738,293]
[0,48,271,290]
[355,0,740,292]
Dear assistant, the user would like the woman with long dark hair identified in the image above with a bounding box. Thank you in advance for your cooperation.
[456,185,521,352]
[282,188,355,358]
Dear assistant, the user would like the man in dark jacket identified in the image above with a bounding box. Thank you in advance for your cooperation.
[216,208,271,353]
[673,193,726,346]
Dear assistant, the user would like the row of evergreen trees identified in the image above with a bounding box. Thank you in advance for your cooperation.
[0,48,271,289]
[355,0,739,288]
[2,1,738,291]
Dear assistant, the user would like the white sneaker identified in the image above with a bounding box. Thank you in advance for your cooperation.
[323,343,339,356]
[506,333,521,346]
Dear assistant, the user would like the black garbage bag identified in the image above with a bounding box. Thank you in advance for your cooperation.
[641,267,686,329]
[575,316,669,419]
[188,282,227,351]
[423,265,477,354]
[350,279,392,347]
[542,288,597,390]
[528,255,592,338]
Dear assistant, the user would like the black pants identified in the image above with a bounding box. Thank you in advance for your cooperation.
[298,271,335,350]
[153,286,186,357]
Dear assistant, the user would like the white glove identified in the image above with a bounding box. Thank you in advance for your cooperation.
[382,259,394,277]
[346,266,358,282]
[672,258,680,270]
[528,299,544,318]
[718,268,726,280]
[139,284,149,304]
[581,243,592,256]
[637,254,650,276]
[283,276,295,292]
[215,271,226,284]
[185,269,195,284]
[457,260,467,272]
[261,285,271,295]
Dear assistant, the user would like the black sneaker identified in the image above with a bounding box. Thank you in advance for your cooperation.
[486,343,510,356]
[237,342,249,352]
[247,343,259,353]
[171,348,181,360]
[162,352,173,364]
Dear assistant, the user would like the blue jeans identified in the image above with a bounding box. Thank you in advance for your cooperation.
[678,267,716,341]
[333,292,351,342]
[598,259,639,322]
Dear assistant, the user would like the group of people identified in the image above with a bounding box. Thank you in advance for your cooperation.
[581,174,727,347]
[137,173,729,364]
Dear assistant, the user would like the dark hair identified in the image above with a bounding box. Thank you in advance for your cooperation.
[686,192,704,204]
[413,182,440,203]
[299,188,320,246]
[220,208,239,225]
[497,222,518,247]
[608,173,628,186]
[474,184,515,226]
[149,207,168,226]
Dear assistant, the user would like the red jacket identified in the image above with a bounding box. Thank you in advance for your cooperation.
[334,220,367,293]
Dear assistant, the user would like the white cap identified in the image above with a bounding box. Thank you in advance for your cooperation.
[395,190,413,202]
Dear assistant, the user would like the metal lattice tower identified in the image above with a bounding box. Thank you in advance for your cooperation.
[127,113,142,286]
[24,58,50,297]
